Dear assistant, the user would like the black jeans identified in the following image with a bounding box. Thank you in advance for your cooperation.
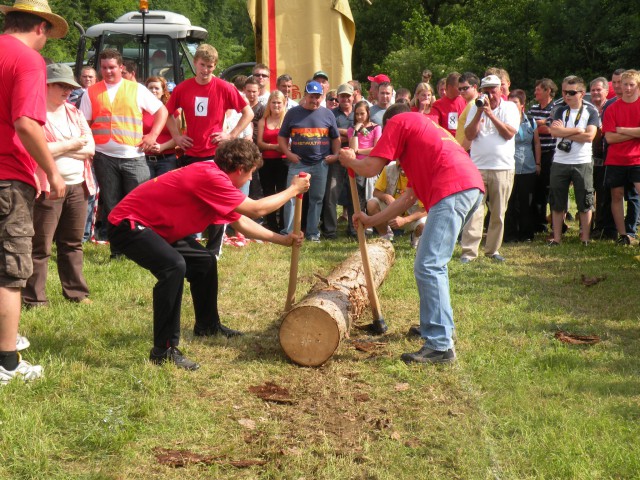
[505,172,537,241]
[109,220,221,348]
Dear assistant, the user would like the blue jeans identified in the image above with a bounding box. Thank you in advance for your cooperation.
[415,188,483,351]
[283,161,328,237]
[146,153,178,179]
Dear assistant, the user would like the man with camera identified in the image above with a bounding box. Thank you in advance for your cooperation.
[459,74,519,263]
[547,76,598,246]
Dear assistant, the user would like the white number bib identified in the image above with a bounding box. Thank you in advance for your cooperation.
[195,97,208,117]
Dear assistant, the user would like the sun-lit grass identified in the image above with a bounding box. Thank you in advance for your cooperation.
[1,218,640,479]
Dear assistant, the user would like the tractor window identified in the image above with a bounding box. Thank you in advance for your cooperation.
[178,41,197,82]
[100,32,142,77]
[148,36,174,82]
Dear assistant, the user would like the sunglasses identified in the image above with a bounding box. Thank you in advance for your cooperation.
[253,73,269,78]
[327,97,337,102]
[458,86,471,92]
[563,90,583,96]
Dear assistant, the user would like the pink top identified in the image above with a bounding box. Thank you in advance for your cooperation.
[262,123,286,159]
[370,112,484,211]
[347,124,382,159]
[39,102,96,196]
[108,161,245,244]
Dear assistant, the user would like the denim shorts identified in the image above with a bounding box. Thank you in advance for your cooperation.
[0,180,36,287]
[604,165,640,189]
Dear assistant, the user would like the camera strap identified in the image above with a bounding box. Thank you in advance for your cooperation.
[561,104,583,145]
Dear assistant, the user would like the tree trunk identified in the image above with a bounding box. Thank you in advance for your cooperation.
[279,239,395,367]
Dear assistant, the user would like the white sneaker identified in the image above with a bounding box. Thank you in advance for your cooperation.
[16,334,30,351]
[0,355,43,385]
[410,233,420,249]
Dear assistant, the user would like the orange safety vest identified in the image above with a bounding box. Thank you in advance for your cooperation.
[88,80,143,146]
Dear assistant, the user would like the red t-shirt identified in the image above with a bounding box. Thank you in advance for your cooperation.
[0,35,47,188]
[143,109,179,155]
[370,113,484,211]
[166,77,247,158]
[602,97,640,166]
[108,162,245,244]
[431,95,467,136]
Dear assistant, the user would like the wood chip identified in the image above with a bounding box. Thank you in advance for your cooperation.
[248,382,295,404]
[554,330,601,345]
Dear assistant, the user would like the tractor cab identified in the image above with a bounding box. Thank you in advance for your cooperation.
[74,10,207,86]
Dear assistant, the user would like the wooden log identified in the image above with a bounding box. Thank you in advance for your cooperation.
[279,239,395,367]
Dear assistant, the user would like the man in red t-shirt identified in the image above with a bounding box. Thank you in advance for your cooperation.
[0,1,67,384]
[166,44,253,163]
[166,43,254,255]
[602,69,640,244]
[338,104,484,365]
[108,140,310,370]
[430,71,467,137]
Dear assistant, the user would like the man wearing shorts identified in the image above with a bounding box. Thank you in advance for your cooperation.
[0,0,67,384]
[602,69,640,245]
[547,76,598,245]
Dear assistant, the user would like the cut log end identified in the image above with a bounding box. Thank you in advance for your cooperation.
[279,306,341,367]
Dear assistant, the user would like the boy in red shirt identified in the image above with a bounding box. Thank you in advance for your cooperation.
[108,140,310,370]
[602,69,640,244]
[339,104,484,364]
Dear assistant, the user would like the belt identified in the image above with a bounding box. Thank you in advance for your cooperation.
[146,153,176,162]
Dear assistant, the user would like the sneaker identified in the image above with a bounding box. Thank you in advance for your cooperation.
[16,334,30,351]
[380,233,394,242]
[617,234,631,246]
[0,354,43,385]
[194,323,243,338]
[410,233,420,249]
[547,240,560,247]
[488,253,506,262]
[401,346,456,364]
[460,256,473,264]
[306,234,321,243]
[149,347,200,371]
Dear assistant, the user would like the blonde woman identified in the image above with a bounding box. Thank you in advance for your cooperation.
[257,90,288,231]
[411,82,435,117]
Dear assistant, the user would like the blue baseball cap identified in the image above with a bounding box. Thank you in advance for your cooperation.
[305,81,323,94]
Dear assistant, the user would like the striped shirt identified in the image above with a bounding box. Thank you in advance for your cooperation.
[527,101,557,152]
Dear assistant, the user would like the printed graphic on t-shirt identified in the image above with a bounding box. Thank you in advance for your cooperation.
[195,97,208,117]
[448,112,458,130]
[291,127,330,147]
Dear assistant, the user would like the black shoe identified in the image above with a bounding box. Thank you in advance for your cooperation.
[149,346,200,371]
[362,318,388,335]
[407,325,421,337]
[401,346,456,364]
[617,234,631,246]
[194,323,243,338]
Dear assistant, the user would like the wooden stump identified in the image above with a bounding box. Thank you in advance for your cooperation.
[279,239,395,366]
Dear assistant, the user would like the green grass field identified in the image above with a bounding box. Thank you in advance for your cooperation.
[2,222,640,479]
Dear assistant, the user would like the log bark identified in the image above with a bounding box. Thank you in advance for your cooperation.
[279,239,395,367]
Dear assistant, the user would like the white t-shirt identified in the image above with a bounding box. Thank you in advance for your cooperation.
[80,80,163,158]
[551,103,599,165]
[465,100,520,170]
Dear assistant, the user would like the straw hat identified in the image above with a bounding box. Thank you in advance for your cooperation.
[0,0,68,38]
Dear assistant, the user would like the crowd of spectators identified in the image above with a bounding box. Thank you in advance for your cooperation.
[2,0,639,379]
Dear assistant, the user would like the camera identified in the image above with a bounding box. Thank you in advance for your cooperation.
[557,140,572,153]
[475,94,487,108]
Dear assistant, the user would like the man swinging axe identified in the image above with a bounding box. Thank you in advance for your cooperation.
[338,103,484,364]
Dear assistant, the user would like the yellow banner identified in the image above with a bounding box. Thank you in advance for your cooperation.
[247,0,355,100]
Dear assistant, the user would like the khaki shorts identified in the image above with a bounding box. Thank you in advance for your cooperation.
[371,197,426,232]
[0,180,35,288]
